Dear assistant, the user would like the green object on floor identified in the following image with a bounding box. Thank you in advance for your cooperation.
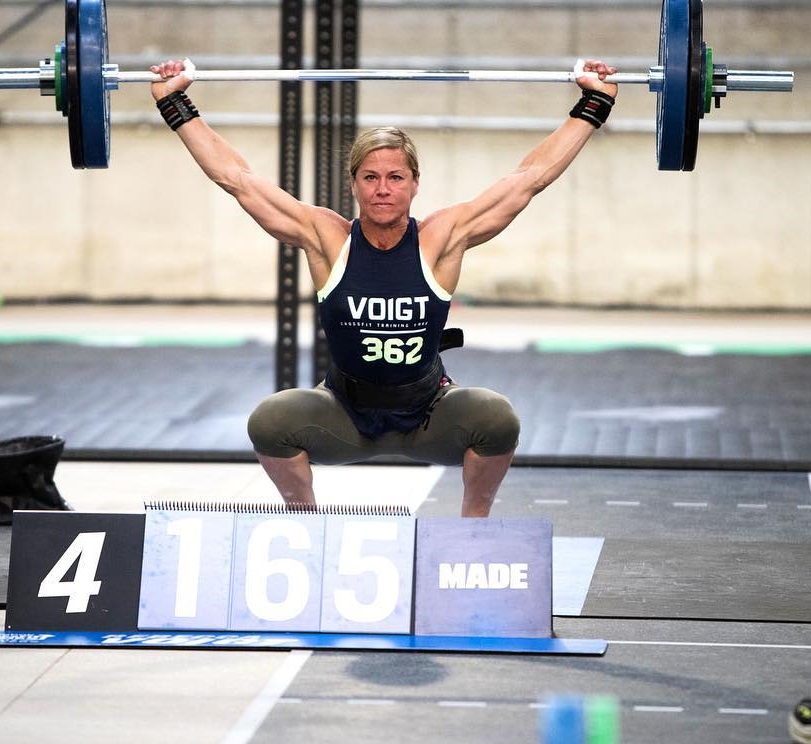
[586,696,621,744]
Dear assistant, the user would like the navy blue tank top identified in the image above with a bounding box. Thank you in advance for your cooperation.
[318,218,452,436]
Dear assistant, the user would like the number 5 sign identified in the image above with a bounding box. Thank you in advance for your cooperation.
[137,508,416,634]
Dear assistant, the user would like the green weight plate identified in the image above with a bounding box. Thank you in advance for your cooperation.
[65,0,84,168]
[655,0,691,170]
[681,0,704,171]
[704,46,713,114]
[54,42,67,115]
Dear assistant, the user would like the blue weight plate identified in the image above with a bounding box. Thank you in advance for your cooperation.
[656,0,691,171]
[77,0,111,168]
[65,0,84,168]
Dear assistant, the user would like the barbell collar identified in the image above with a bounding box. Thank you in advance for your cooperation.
[39,60,56,96]
[712,64,728,107]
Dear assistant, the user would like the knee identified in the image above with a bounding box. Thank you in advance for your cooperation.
[247,391,307,458]
[467,391,520,457]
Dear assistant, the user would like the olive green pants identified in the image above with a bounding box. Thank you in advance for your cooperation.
[247,383,520,466]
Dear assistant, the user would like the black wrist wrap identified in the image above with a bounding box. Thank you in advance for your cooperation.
[569,90,615,129]
[156,91,200,131]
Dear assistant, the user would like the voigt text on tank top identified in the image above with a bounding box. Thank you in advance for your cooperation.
[347,295,430,321]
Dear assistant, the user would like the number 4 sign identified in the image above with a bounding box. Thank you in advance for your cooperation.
[38,532,105,612]
[5,512,145,631]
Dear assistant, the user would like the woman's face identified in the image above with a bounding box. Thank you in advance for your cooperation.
[352,147,419,228]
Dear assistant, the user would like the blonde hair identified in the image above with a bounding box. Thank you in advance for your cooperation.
[347,127,420,181]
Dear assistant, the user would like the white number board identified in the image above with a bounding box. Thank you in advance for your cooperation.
[138,509,416,634]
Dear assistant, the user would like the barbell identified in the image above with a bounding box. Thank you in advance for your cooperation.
[0,0,794,171]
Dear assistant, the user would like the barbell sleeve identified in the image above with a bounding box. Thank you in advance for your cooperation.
[725,70,794,92]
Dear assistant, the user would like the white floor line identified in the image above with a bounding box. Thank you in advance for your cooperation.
[220,650,312,744]
[438,700,488,708]
[718,708,768,715]
[608,640,811,650]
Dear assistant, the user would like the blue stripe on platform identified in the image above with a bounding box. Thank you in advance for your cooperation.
[0,630,607,655]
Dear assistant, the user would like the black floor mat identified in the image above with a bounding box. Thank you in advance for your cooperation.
[583,538,809,622]
[0,341,810,467]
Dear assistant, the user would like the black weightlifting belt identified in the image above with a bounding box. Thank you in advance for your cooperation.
[328,356,444,410]
[328,328,464,410]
